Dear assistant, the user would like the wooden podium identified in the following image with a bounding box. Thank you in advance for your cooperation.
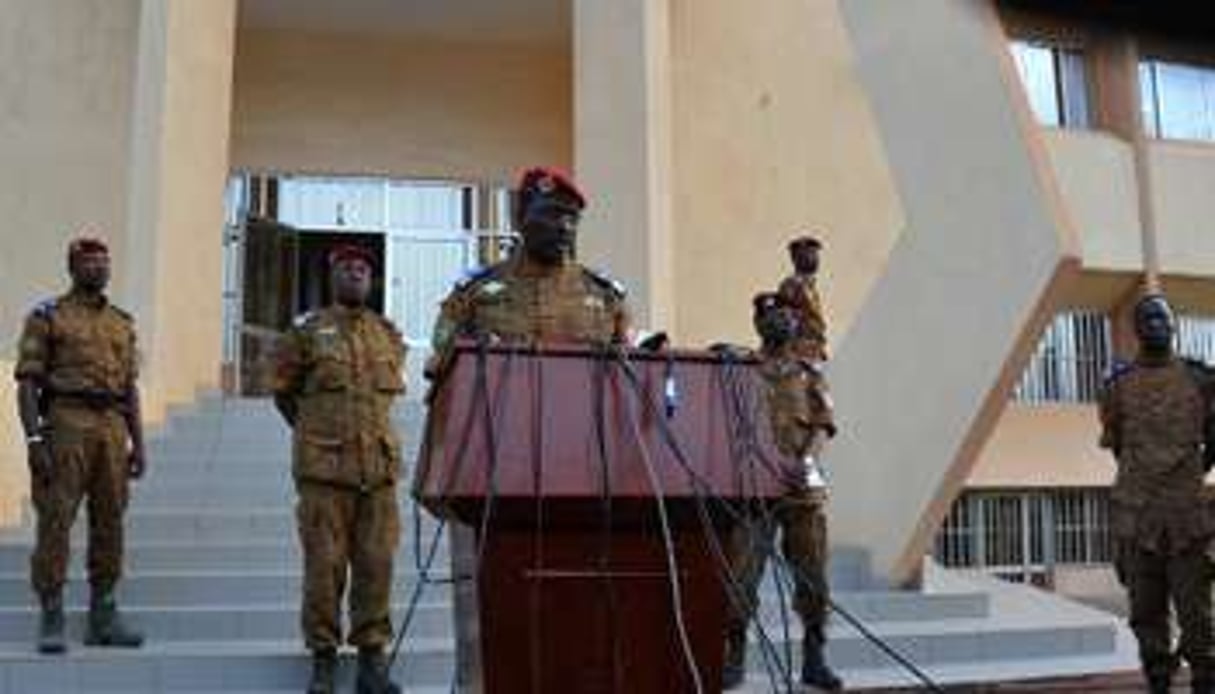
[414,343,788,693]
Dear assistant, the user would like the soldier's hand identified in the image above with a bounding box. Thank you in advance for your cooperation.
[27,440,52,481]
[127,446,147,480]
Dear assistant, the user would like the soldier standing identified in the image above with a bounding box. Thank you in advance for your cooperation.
[14,236,146,654]
[425,166,629,379]
[422,167,631,687]
[273,246,407,694]
[722,293,842,692]
[777,235,829,363]
[1100,294,1215,694]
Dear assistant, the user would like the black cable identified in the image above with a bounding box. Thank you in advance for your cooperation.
[617,352,947,692]
[615,355,796,691]
[590,348,628,690]
[615,349,706,694]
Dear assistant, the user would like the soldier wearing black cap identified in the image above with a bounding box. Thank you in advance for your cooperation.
[722,292,842,691]
[778,235,829,363]
[273,245,406,694]
[425,166,630,380]
[14,235,146,654]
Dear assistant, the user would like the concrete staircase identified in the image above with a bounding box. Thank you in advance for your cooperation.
[0,397,1132,693]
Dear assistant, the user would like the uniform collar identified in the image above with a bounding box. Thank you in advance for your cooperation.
[512,253,571,278]
[64,287,109,309]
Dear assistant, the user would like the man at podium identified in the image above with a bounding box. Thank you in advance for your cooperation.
[425,166,631,379]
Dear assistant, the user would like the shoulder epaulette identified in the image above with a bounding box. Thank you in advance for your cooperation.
[30,298,57,320]
[583,267,626,298]
[109,305,134,322]
[1103,359,1135,386]
[374,312,402,336]
[454,264,500,292]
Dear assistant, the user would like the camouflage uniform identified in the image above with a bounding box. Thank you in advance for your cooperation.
[427,254,629,375]
[273,306,406,652]
[13,289,137,597]
[1099,355,1215,687]
[777,273,828,362]
[726,345,836,649]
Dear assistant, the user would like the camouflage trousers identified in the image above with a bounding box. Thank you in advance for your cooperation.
[296,481,400,652]
[1116,536,1214,681]
[30,405,130,596]
[724,489,829,641]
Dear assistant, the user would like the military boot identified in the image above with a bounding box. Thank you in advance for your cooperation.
[355,647,401,694]
[801,634,842,692]
[1146,673,1172,694]
[721,627,747,690]
[1192,667,1215,694]
[36,591,66,655]
[306,649,336,694]
[83,590,143,647]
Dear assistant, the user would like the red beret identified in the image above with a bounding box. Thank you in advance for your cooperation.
[788,235,822,251]
[68,236,109,260]
[517,166,585,210]
[327,244,375,269]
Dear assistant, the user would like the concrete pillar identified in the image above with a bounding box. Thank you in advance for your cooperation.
[125,0,238,418]
[573,0,674,332]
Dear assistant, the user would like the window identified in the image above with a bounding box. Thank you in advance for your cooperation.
[934,489,1112,584]
[1010,40,1091,128]
[1014,312,1111,404]
[1177,314,1215,362]
[1141,60,1215,142]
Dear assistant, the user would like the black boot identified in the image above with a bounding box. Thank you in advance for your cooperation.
[37,591,66,655]
[721,627,747,690]
[306,649,336,694]
[1191,664,1214,694]
[356,647,401,694]
[801,633,842,692]
[1146,672,1172,694]
[83,589,143,648]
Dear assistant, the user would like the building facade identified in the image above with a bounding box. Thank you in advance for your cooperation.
[2,0,1213,587]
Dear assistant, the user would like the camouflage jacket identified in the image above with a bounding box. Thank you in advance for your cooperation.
[1099,355,1215,552]
[273,306,406,490]
[777,273,828,362]
[759,345,837,459]
[426,255,630,377]
[14,289,138,399]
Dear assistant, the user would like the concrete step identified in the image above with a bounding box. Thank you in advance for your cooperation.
[0,640,450,693]
[0,571,446,608]
[0,541,443,574]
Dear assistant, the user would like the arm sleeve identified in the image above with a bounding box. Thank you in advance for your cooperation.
[1097,382,1120,451]
[13,313,51,382]
[271,327,308,398]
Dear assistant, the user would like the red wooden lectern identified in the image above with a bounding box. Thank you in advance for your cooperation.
[414,343,788,693]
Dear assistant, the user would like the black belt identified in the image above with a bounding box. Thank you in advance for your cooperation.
[48,390,127,410]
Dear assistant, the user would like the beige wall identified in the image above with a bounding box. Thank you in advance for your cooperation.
[230,29,571,184]
[1151,141,1215,278]
[968,404,1111,488]
[667,0,904,346]
[1043,130,1143,273]
[0,364,26,525]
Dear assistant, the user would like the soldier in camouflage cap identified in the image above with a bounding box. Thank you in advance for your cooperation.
[722,292,842,691]
[424,166,630,381]
[14,235,146,654]
[273,245,406,694]
[1100,294,1215,694]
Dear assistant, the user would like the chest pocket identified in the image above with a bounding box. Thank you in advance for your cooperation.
[311,335,351,392]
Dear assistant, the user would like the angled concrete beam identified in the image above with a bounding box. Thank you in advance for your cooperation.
[831,0,1081,584]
